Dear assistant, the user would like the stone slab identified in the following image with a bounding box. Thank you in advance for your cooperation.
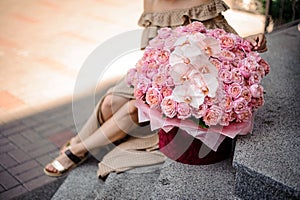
[96,164,163,200]
[233,25,300,199]
[51,157,103,200]
[151,158,238,200]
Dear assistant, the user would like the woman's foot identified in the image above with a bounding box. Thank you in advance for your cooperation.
[60,135,81,154]
[44,146,88,177]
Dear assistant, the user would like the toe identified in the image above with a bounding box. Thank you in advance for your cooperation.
[45,163,57,173]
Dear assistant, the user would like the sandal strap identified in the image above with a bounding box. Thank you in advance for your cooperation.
[65,149,81,164]
[52,160,66,172]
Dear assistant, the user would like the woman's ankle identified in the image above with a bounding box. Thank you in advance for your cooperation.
[70,143,88,157]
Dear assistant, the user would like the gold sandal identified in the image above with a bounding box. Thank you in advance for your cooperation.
[44,149,88,177]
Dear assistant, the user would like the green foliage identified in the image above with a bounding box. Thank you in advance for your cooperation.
[265,0,300,26]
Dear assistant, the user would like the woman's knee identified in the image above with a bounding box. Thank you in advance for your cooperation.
[127,100,138,116]
[100,95,113,114]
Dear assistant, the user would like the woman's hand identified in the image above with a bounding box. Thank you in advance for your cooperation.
[244,33,268,53]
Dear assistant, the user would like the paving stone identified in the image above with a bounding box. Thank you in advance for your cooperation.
[15,178,65,200]
[15,166,44,183]
[39,125,67,138]
[20,117,42,128]
[0,171,20,190]
[47,130,75,148]
[32,122,61,133]
[35,154,54,166]
[0,121,24,132]
[0,137,10,145]
[28,143,57,158]
[23,175,56,191]
[19,138,50,152]
[0,185,27,200]
[1,124,28,137]
[0,184,5,192]
[0,164,4,172]
[21,130,42,142]
[0,143,16,153]
[8,160,40,175]
[8,134,31,147]
[0,154,18,169]
[8,149,32,163]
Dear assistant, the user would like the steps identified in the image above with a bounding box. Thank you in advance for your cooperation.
[233,26,300,199]
[50,25,300,200]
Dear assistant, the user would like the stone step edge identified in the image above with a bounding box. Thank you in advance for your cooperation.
[233,161,299,197]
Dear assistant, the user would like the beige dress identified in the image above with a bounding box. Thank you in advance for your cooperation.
[96,1,238,178]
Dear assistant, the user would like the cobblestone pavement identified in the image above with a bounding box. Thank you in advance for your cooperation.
[0,0,266,199]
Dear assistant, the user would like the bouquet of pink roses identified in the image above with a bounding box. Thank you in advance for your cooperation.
[127,22,270,151]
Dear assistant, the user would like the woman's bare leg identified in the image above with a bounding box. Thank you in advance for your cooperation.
[64,94,130,147]
[45,99,138,173]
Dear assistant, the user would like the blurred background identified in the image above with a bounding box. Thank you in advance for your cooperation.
[0,0,299,124]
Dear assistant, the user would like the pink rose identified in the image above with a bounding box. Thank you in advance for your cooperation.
[257,65,266,77]
[126,68,137,86]
[185,21,206,33]
[204,96,216,106]
[233,97,249,113]
[237,39,252,52]
[248,72,262,86]
[220,61,233,71]
[161,97,177,118]
[146,66,158,79]
[206,28,227,38]
[142,49,156,63]
[134,89,144,100]
[219,50,236,61]
[210,58,222,70]
[219,35,235,50]
[137,76,151,93]
[220,112,231,126]
[232,48,246,60]
[236,108,252,122]
[219,69,232,84]
[227,83,242,99]
[177,102,192,120]
[158,27,172,39]
[222,95,233,112]
[251,97,264,108]
[249,84,264,98]
[241,88,252,102]
[152,74,167,87]
[166,76,175,87]
[155,50,170,64]
[231,68,244,84]
[149,37,164,49]
[248,51,261,62]
[239,61,251,79]
[146,88,162,107]
[203,105,223,126]
[192,103,208,118]
[258,58,270,75]
[160,86,173,97]
[244,57,259,71]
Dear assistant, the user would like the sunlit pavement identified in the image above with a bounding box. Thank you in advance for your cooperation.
[0,0,265,199]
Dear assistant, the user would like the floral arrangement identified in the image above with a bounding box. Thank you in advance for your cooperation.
[127,22,270,151]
